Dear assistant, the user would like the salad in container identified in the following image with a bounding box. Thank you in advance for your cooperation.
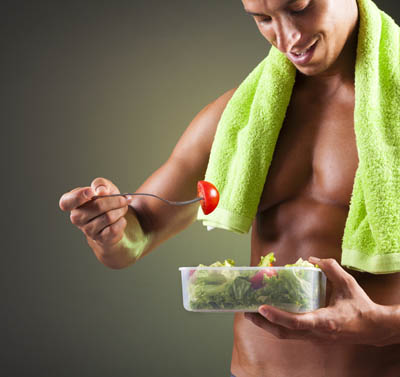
[179,253,326,313]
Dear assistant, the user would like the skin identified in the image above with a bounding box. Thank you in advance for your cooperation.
[59,0,400,375]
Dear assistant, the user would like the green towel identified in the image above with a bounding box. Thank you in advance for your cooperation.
[197,0,400,274]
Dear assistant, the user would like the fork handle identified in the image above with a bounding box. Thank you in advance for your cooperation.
[92,193,203,206]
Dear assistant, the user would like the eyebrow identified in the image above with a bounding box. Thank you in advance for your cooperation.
[244,0,300,16]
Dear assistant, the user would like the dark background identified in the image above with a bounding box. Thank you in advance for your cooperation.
[3,1,399,376]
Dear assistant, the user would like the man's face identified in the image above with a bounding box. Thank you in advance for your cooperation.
[242,0,358,76]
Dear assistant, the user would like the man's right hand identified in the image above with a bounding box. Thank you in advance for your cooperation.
[59,177,133,247]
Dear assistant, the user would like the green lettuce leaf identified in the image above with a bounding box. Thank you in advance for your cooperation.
[257,252,276,267]
[188,253,321,311]
[284,257,319,268]
[198,259,236,268]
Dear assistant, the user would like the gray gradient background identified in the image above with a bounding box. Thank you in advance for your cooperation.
[3,1,400,376]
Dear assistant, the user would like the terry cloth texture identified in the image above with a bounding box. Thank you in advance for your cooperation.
[197,0,400,274]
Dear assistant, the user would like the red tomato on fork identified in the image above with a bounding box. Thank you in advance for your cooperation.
[197,181,219,215]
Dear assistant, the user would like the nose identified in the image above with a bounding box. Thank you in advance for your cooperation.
[273,18,301,53]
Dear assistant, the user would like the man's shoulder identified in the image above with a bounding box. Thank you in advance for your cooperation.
[183,87,237,145]
[201,88,237,120]
[169,88,237,164]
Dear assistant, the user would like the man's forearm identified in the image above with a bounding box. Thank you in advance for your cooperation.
[87,208,151,269]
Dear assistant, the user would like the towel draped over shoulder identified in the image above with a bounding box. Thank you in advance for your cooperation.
[197,0,400,274]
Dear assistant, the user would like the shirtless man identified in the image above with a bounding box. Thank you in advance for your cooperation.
[59,0,400,376]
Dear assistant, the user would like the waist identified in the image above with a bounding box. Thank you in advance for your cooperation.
[231,313,400,377]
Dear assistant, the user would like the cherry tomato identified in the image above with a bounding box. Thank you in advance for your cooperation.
[197,181,219,215]
[250,268,277,289]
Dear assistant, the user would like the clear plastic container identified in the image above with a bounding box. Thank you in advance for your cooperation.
[179,266,326,313]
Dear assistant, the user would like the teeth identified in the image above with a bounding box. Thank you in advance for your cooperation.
[292,42,315,57]
[294,47,309,57]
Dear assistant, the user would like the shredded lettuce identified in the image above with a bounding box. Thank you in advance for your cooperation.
[284,257,319,268]
[257,252,276,267]
[188,253,322,312]
[198,259,236,268]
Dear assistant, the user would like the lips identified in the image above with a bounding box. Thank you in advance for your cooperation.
[288,39,318,65]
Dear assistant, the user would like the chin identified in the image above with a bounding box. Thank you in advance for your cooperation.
[294,47,333,77]
[296,61,331,77]
[296,65,322,76]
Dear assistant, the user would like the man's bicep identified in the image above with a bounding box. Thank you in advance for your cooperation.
[131,88,236,244]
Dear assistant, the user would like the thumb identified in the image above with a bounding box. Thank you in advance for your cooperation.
[91,177,111,195]
[308,257,356,289]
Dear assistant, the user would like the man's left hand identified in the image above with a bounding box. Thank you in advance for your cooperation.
[245,257,389,346]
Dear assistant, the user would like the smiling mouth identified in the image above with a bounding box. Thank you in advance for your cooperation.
[291,40,318,57]
[286,38,319,66]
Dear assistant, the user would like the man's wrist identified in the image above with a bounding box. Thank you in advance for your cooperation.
[87,208,151,269]
[374,304,400,346]
[122,206,152,261]
[119,222,150,261]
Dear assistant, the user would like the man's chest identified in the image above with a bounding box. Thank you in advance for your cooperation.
[252,83,400,303]
[258,84,359,213]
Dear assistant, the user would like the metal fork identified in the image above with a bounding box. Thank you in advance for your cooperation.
[92,193,203,206]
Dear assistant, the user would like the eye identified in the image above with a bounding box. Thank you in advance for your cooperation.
[256,16,272,24]
[289,1,311,15]
[290,7,306,15]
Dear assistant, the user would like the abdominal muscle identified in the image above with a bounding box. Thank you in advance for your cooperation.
[230,195,400,377]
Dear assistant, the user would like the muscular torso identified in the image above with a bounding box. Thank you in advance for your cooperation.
[231,78,400,377]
